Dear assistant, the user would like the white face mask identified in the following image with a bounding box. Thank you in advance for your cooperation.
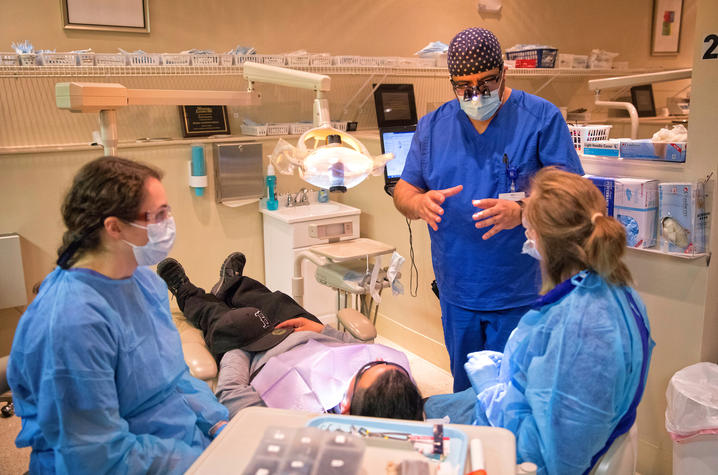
[521,236,542,261]
[459,87,502,121]
[124,216,176,266]
[521,219,542,261]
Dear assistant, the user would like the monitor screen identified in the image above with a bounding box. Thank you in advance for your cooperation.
[382,128,416,179]
[373,84,418,128]
[380,91,414,122]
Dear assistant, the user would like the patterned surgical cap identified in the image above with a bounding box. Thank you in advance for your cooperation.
[447,27,503,77]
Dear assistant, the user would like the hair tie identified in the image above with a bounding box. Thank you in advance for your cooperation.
[590,212,603,225]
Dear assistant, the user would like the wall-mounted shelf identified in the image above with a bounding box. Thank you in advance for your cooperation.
[0,64,672,79]
[0,131,383,156]
[0,133,293,156]
[579,154,687,172]
[626,247,711,265]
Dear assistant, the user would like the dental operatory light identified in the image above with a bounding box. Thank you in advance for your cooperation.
[55,63,392,192]
[242,63,392,193]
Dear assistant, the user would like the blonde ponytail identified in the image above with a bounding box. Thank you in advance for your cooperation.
[526,168,633,291]
[584,214,633,286]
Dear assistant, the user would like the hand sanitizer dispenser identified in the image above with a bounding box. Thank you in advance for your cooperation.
[189,145,208,196]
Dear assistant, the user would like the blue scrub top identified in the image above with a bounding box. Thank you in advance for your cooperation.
[8,266,228,474]
[401,91,583,310]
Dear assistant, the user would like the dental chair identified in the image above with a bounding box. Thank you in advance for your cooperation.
[1,355,14,417]
[172,311,219,390]
[589,423,638,475]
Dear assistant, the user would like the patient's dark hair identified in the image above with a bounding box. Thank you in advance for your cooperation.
[57,156,162,269]
[350,368,424,421]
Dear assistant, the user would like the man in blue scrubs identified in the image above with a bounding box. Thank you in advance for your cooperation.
[393,27,583,391]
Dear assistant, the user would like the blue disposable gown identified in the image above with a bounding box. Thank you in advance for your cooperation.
[8,266,228,474]
[467,271,654,475]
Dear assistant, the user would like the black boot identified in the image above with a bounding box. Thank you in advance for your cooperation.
[211,252,247,297]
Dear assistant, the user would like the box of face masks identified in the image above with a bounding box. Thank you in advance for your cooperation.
[659,182,709,254]
[614,178,658,248]
[584,175,615,217]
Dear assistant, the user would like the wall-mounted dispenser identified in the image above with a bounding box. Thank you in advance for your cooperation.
[212,142,264,207]
[189,145,208,196]
[0,233,27,309]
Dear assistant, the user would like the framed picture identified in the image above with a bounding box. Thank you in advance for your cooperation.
[651,0,683,55]
[61,0,150,33]
[631,85,657,117]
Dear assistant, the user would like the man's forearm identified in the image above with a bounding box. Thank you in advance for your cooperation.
[393,180,422,220]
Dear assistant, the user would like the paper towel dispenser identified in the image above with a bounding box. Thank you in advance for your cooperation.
[0,233,27,309]
[212,142,264,207]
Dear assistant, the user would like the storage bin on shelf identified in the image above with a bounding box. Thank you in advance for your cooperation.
[267,123,291,136]
[286,55,310,67]
[568,124,612,153]
[191,54,234,66]
[259,55,286,66]
[240,123,268,136]
[18,53,37,66]
[161,53,191,66]
[38,53,78,66]
[290,122,313,135]
[310,54,332,66]
[331,121,348,132]
[76,52,95,66]
[125,53,161,66]
[95,53,127,66]
[356,56,380,67]
[0,53,19,66]
[332,55,360,66]
[505,48,558,68]
[235,54,261,64]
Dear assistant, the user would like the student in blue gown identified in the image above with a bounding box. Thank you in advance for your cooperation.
[393,27,584,391]
[8,157,228,474]
[425,168,654,475]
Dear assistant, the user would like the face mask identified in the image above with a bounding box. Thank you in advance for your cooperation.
[124,216,176,266]
[521,226,542,261]
[459,87,502,121]
[522,238,542,261]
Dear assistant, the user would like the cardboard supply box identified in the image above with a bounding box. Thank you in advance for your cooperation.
[619,140,687,163]
[585,175,615,217]
[614,178,658,248]
[583,139,621,157]
[659,182,709,254]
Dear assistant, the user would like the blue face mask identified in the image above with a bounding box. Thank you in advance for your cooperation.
[459,87,502,121]
[124,216,176,266]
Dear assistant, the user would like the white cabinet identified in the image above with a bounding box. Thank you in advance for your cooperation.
[260,202,361,324]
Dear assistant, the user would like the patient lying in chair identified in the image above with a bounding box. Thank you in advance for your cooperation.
[157,253,423,421]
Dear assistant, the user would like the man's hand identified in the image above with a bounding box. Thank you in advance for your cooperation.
[472,198,522,240]
[276,317,324,333]
[413,185,463,231]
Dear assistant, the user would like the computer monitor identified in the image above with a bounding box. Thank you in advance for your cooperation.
[373,84,418,128]
[380,125,416,196]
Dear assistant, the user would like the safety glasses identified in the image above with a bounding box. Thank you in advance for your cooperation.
[138,205,172,224]
[451,70,503,101]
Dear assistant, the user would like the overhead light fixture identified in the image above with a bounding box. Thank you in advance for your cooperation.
[55,63,392,192]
